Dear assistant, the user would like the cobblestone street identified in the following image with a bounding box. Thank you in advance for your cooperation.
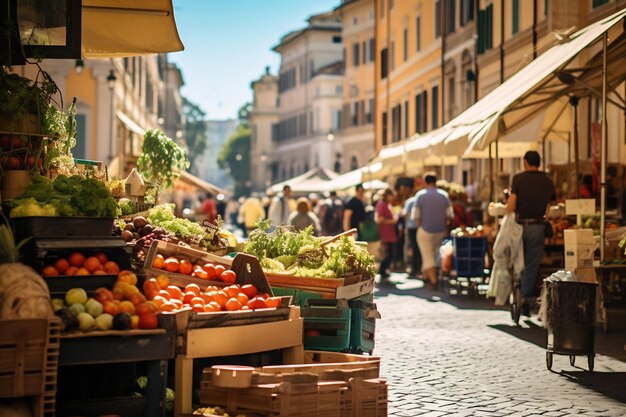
[374,274,626,417]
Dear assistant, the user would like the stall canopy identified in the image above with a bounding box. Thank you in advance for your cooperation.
[175,170,224,196]
[82,0,184,58]
[373,7,626,169]
[268,167,338,194]
[318,167,389,192]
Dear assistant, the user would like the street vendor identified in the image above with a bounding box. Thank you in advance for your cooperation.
[506,151,556,316]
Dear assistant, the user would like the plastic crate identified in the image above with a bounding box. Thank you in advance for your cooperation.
[348,300,379,355]
[452,236,487,277]
[302,300,352,352]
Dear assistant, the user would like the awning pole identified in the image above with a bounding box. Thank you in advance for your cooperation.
[567,132,572,197]
[570,96,580,198]
[495,138,499,198]
[542,137,546,170]
[600,32,608,263]
[489,143,494,202]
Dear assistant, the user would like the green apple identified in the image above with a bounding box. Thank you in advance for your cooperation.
[85,298,103,318]
[95,313,113,331]
[68,303,85,316]
[66,288,88,305]
[51,298,65,312]
[77,312,95,332]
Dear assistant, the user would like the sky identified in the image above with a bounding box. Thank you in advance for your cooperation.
[169,0,339,120]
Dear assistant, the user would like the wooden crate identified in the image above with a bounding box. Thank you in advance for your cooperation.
[261,350,381,378]
[0,317,61,417]
[349,378,388,417]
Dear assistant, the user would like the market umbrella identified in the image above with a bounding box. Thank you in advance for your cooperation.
[82,0,184,58]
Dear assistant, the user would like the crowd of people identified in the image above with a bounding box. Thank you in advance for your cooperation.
[197,172,480,288]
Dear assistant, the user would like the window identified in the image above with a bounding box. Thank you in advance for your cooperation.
[362,41,367,64]
[380,0,385,18]
[448,77,455,119]
[477,4,493,54]
[353,43,360,67]
[435,0,441,38]
[352,102,359,126]
[366,99,374,123]
[271,123,278,141]
[390,0,394,9]
[332,35,342,43]
[350,156,358,171]
[382,112,388,145]
[460,0,475,26]
[445,0,456,34]
[593,0,609,8]
[432,85,439,129]
[392,104,402,142]
[332,110,341,130]
[391,41,395,70]
[512,0,519,34]
[310,60,315,78]
[335,85,342,94]
[369,38,375,61]
[353,16,358,25]
[343,47,346,65]
[380,48,388,78]
[416,16,421,51]
[403,100,409,139]
[403,28,408,62]
[414,91,427,134]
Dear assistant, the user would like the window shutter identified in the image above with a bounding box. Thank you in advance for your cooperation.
[477,8,485,54]
[486,4,493,49]
[343,103,350,130]
[359,100,366,125]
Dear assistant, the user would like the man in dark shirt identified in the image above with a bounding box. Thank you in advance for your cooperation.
[343,183,366,239]
[507,151,555,315]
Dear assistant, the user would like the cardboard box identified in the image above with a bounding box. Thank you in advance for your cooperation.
[571,267,597,283]
[564,229,595,246]
[564,244,595,270]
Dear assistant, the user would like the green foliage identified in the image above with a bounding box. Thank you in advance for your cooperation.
[138,129,190,192]
[147,204,205,240]
[237,101,252,127]
[10,175,119,218]
[217,124,251,197]
[244,221,319,260]
[181,97,208,171]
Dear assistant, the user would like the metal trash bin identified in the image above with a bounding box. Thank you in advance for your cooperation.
[541,279,597,371]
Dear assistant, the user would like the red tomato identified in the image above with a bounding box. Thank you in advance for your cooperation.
[240,284,257,298]
[138,313,159,329]
[214,265,226,278]
[202,263,217,280]
[220,270,237,284]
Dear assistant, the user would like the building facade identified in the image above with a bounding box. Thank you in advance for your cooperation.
[197,118,239,189]
[272,11,344,181]
[249,67,280,191]
[336,0,377,173]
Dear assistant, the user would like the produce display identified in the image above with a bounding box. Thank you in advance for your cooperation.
[450,225,487,237]
[244,221,376,278]
[53,271,160,332]
[193,406,245,417]
[10,174,119,218]
[41,251,121,277]
[0,134,45,172]
[144,274,280,313]
[151,254,236,282]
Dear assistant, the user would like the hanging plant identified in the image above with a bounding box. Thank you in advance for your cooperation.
[137,128,189,194]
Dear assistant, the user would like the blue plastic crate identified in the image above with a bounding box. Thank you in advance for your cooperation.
[452,236,487,277]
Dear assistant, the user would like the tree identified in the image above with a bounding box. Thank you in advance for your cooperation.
[217,124,251,197]
[182,97,208,171]
[237,102,252,128]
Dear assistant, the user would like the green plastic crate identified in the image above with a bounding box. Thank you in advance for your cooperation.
[302,300,352,352]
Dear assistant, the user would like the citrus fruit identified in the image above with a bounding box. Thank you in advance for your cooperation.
[83,256,102,273]
[54,259,70,274]
[104,261,120,275]
[152,254,165,269]
[164,257,179,273]
[94,251,109,265]
[178,259,193,275]
[68,252,86,267]
[225,298,242,311]
[185,283,201,296]
[42,266,59,277]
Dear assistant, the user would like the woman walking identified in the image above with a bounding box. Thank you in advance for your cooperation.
[375,188,398,281]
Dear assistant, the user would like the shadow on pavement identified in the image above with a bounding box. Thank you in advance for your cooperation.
[559,371,626,403]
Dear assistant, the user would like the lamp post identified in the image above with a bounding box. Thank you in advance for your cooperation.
[107,70,116,164]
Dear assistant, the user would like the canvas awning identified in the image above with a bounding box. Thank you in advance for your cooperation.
[268,167,338,194]
[318,167,389,192]
[82,0,184,58]
[175,170,223,195]
[116,111,146,136]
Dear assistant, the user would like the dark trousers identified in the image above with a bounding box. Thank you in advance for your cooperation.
[407,228,422,274]
[379,242,397,277]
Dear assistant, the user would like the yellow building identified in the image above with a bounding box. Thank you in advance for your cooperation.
[335,0,377,172]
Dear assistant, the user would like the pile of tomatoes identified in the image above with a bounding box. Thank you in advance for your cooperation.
[143,275,282,313]
[151,254,236,282]
[42,251,121,277]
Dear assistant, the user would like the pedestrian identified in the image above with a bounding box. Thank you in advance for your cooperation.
[403,186,422,278]
[317,191,344,236]
[343,184,367,239]
[239,193,266,235]
[288,197,321,235]
[200,193,217,223]
[268,185,296,226]
[375,188,398,281]
[262,195,272,219]
[506,150,555,315]
[225,197,239,226]
[216,193,227,220]
[412,172,453,289]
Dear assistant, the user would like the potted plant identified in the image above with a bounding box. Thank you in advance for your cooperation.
[137,129,189,203]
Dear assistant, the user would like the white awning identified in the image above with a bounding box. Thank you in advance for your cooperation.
[82,0,184,58]
[268,167,338,194]
[116,111,146,136]
[175,170,224,195]
[319,167,389,192]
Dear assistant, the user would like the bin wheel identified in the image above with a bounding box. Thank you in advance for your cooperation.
[570,355,576,366]
[546,352,553,370]
[588,355,594,372]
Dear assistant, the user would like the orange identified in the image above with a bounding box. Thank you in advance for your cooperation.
[220,270,237,284]
[94,251,109,265]
[54,259,70,274]
[65,266,79,276]
[214,265,226,278]
[130,315,140,329]
[185,283,201,297]
[143,278,161,299]
[128,292,147,306]
[190,296,205,307]
[76,267,90,276]
[182,292,197,305]
[94,288,114,304]
[204,303,220,312]
[122,284,140,299]
[208,301,222,311]
[156,274,170,290]
[104,261,120,275]
[240,284,257,299]
[190,303,204,312]
[83,256,102,273]
[205,285,219,293]
[160,302,176,312]
[117,270,138,286]
[265,297,282,308]
[193,268,209,280]
[236,292,249,305]
[170,299,183,308]
[200,293,213,304]
[152,254,165,269]
[247,297,268,310]
[224,285,240,299]
[93,270,107,275]
[103,301,119,316]
[164,257,179,273]
[152,296,167,307]
[202,264,217,280]
[158,289,172,301]
[166,285,183,301]
[68,252,86,267]
[178,259,193,275]
[118,300,136,315]
[42,266,59,277]
[225,298,242,311]
[241,305,250,310]
[212,291,228,307]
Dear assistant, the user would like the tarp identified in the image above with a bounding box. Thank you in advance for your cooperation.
[268,167,338,194]
[82,0,184,58]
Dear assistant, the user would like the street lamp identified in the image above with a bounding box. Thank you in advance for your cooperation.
[326,131,335,142]
[260,153,268,162]
[107,70,116,164]
[75,59,84,75]
[235,153,242,161]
